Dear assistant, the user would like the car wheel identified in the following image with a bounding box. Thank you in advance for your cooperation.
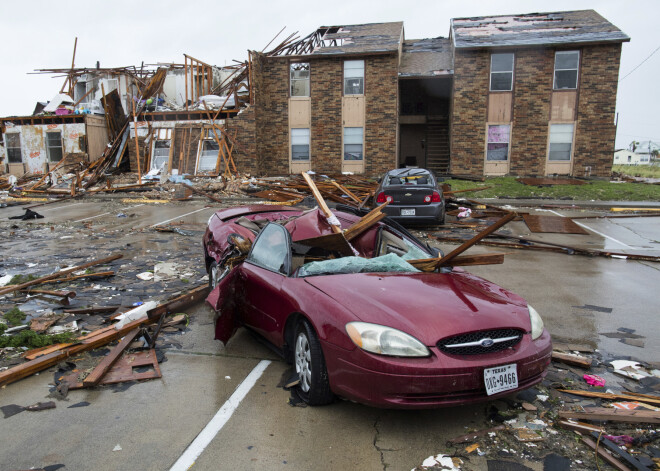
[208,261,229,289]
[294,320,333,406]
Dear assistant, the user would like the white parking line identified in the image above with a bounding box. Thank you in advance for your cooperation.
[38,202,86,212]
[151,207,210,227]
[72,203,145,223]
[545,209,632,249]
[169,360,271,471]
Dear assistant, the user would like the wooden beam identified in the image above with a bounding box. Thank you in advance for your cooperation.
[131,98,142,183]
[552,351,593,369]
[556,389,660,406]
[581,437,633,471]
[0,254,122,296]
[330,181,361,204]
[558,407,660,424]
[181,183,222,204]
[343,204,387,241]
[82,328,140,387]
[301,172,341,234]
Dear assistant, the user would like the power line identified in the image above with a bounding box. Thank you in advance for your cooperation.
[619,44,660,82]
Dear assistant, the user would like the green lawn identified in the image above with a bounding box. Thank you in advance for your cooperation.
[443,176,660,201]
[612,164,660,178]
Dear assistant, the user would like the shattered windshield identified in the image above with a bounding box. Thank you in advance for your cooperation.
[298,253,420,277]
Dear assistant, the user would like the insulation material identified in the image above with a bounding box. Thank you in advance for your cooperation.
[298,253,420,277]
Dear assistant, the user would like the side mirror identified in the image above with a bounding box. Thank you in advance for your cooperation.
[227,233,251,254]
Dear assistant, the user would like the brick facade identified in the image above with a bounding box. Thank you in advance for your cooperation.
[226,105,258,175]
[365,55,398,175]
[450,50,489,175]
[310,58,343,173]
[574,43,621,178]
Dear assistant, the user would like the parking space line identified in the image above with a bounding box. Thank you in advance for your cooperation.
[546,209,632,249]
[72,203,145,223]
[38,202,85,212]
[151,207,210,227]
[169,360,271,471]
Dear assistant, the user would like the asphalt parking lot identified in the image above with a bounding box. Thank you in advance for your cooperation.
[0,198,659,471]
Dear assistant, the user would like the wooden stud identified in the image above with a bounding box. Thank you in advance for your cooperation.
[301,172,341,234]
[82,328,140,387]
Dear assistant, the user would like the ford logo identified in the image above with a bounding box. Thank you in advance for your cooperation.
[480,338,494,347]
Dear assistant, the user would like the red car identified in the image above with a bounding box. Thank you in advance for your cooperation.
[204,204,552,409]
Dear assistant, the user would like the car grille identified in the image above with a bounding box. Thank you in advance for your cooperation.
[437,329,524,355]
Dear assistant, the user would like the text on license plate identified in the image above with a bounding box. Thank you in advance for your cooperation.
[401,209,415,216]
[484,363,518,396]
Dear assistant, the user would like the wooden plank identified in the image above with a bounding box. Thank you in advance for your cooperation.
[558,407,660,424]
[440,253,505,267]
[83,329,140,387]
[23,343,74,361]
[581,437,632,471]
[552,351,592,369]
[523,214,589,235]
[330,181,361,204]
[181,183,222,204]
[557,389,660,406]
[589,432,650,471]
[301,172,341,234]
[99,350,161,384]
[343,204,387,241]
[63,306,120,315]
[0,254,122,296]
[557,420,604,434]
[435,212,516,266]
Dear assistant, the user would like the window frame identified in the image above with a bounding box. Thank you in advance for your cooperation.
[290,62,310,98]
[547,123,576,162]
[486,124,511,162]
[291,128,310,162]
[343,127,364,161]
[151,138,171,171]
[46,131,63,163]
[5,133,22,163]
[343,60,365,96]
[553,50,580,90]
[489,53,514,92]
[246,223,292,275]
[197,138,220,172]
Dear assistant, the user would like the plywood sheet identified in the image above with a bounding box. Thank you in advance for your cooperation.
[488,93,512,122]
[522,214,589,235]
[289,98,311,127]
[342,96,365,126]
[551,91,577,121]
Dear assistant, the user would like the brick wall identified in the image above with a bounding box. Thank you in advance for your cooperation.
[226,105,258,175]
[365,55,398,175]
[254,56,289,175]
[310,58,343,174]
[510,49,553,176]
[450,49,489,175]
[574,43,621,178]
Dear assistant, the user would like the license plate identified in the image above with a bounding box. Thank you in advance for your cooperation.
[401,209,415,216]
[484,364,518,396]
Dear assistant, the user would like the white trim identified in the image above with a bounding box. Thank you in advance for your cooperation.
[169,360,271,471]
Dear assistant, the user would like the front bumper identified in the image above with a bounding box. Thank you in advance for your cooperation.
[322,329,552,409]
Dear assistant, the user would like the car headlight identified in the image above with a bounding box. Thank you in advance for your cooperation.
[345,322,430,357]
[528,305,544,340]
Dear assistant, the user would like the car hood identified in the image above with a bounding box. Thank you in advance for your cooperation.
[303,271,530,346]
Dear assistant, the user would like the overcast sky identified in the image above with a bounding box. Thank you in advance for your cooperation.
[1,0,657,149]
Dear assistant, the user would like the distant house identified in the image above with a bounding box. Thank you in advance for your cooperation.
[614,149,651,165]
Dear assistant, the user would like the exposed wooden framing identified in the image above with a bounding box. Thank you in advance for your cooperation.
[82,329,140,387]
[0,255,122,296]
[184,56,189,111]
[301,172,341,234]
[131,98,142,183]
[100,83,113,142]
[72,87,94,108]
[60,37,77,96]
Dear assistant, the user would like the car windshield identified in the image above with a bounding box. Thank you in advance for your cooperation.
[385,169,432,186]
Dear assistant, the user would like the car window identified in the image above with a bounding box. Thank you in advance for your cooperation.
[385,169,433,186]
[376,227,431,260]
[247,223,290,274]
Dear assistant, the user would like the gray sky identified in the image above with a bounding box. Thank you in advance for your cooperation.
[1,0,657,149]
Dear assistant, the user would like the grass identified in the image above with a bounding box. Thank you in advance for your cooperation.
[0,330,77,349]
[4,307,26,326]
[612,164,660,178]
[443,176,660,201]
[7,274,38,285]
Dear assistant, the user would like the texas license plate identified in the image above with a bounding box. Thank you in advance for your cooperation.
[401,209,415,216]
[484,364,518,396]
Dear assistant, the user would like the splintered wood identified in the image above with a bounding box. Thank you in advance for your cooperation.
[522,214,589,235]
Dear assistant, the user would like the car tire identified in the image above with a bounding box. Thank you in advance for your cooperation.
[208,260,229,289]
[294,320,333,406]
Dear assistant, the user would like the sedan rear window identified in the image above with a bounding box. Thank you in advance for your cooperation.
[386,169,432,186]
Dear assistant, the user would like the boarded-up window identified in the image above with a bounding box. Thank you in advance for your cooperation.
[554,51,579,90]
[487,125,510,161]
[344,60,364,95]
[151,140,171,170]
[344,127,363,161]
[490,53,514,91]
[198,139,219,172]
[46,131,63,162]
[291,128,310,161]
[548,124,574,161]
[290,63,310,97]
[6,133,22,163]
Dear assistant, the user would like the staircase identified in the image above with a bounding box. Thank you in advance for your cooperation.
[425,118,450,175]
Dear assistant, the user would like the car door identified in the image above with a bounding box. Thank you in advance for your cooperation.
[239,223,291,345]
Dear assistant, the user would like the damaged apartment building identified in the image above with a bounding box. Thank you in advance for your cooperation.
[1,9,629,179]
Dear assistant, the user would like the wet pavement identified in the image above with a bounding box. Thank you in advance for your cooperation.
[0,198,658,470]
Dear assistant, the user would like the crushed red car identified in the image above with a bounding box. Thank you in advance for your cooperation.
[203,204,552,409]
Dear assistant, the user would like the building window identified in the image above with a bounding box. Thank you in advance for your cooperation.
[344,127,363,161]
[344,60,364,95]
[6,133,22,163]
[490,53,514,91]
[46,131,63,162]
[486,125,510,161]
[290,63,310,97]
[151,139,171,170]
[554,51,579,90]
[291,128,310,161]
[548,124,575,161]
[198,138,219,172]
